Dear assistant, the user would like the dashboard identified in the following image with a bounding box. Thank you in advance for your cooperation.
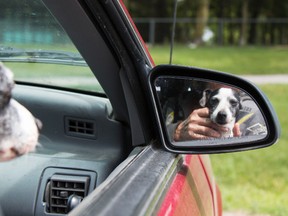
[0,84,127,216]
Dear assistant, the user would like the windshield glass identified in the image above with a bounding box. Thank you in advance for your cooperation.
[0,0,104,93]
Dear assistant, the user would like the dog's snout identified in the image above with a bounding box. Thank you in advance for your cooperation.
[216,111,228,125]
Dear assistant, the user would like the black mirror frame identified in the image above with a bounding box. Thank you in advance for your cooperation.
[148,65,280,154]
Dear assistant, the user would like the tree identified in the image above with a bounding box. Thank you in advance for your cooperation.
[193,0,210,45]
[124,0,288,46]
[239,0,249,46]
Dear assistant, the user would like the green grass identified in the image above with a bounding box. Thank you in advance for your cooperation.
[210,84,288,216]
[148,45,288,75]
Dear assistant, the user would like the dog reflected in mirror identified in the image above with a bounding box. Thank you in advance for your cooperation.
[0,62,42,161]
[200,87,242,138]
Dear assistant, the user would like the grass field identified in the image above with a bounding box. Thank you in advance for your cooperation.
[149,46,288,215]
[148,45,288,75]
[211,84,288,216]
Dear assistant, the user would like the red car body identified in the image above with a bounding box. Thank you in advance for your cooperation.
[158,155,222,216]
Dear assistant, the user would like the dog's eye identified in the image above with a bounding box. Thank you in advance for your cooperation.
[230,99,238,107]
[210,98,219,106]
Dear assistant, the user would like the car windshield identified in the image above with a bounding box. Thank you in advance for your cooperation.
[0,0,104,94]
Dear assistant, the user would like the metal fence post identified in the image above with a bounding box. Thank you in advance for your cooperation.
[149,18,156,45]
[217,18,224,45]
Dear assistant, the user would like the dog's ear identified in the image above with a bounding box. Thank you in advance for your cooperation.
[239,98,243,110]
[234,90,243,110]
[199,89,212,107]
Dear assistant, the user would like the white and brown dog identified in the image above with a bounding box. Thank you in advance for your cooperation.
[200,87,242,138]
[0,62,41,161]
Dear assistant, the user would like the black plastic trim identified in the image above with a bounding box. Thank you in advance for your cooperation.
[83,0,155,145]
[35,167,97,216]
[148,65,281,154]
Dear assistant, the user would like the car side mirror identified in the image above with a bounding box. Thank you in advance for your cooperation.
[148,65,280,154]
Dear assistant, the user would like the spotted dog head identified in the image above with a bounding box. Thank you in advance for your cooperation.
[0,62,14,109]
[200,88,242,137]
[0,62,41,161]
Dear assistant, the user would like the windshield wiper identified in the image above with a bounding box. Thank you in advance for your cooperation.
[0,46,25,56]
[0,46,87,66]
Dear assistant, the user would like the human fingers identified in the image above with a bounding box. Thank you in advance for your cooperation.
[194,107,210,118]
[174,120,221,141]
[189,124,221,138]
[186,108,211,127]
[174,125,212,140]
[233,123,241,137]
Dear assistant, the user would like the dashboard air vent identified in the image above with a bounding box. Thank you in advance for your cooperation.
[45,175,90,214]
[65,117,96,139]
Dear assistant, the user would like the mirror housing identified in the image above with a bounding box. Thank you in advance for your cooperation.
[148,65,280,154]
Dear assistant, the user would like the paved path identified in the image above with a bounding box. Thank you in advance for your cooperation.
[223,212,270,216]
[242,74,288,84]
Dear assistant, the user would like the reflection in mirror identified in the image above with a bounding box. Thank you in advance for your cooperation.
[154,77,267,144]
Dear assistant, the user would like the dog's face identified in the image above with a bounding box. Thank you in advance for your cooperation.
[200,88,242,127]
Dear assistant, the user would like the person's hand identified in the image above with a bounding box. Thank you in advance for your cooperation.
[174,107,229,141]
[233,123,241,137]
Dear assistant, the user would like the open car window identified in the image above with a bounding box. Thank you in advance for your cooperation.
[0,0,104,94]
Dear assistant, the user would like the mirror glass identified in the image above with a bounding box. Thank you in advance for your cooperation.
[154,76,268,146]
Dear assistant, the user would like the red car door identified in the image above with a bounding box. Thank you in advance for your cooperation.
[158,154,221,216]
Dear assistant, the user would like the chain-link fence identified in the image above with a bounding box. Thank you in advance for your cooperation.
[134,17,288,46]
[1,16,287,46]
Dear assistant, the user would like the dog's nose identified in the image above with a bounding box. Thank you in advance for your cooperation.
[0,147,19,161]
[216,111,227,125]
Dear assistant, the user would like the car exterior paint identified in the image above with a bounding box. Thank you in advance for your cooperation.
[158,155,215,216]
